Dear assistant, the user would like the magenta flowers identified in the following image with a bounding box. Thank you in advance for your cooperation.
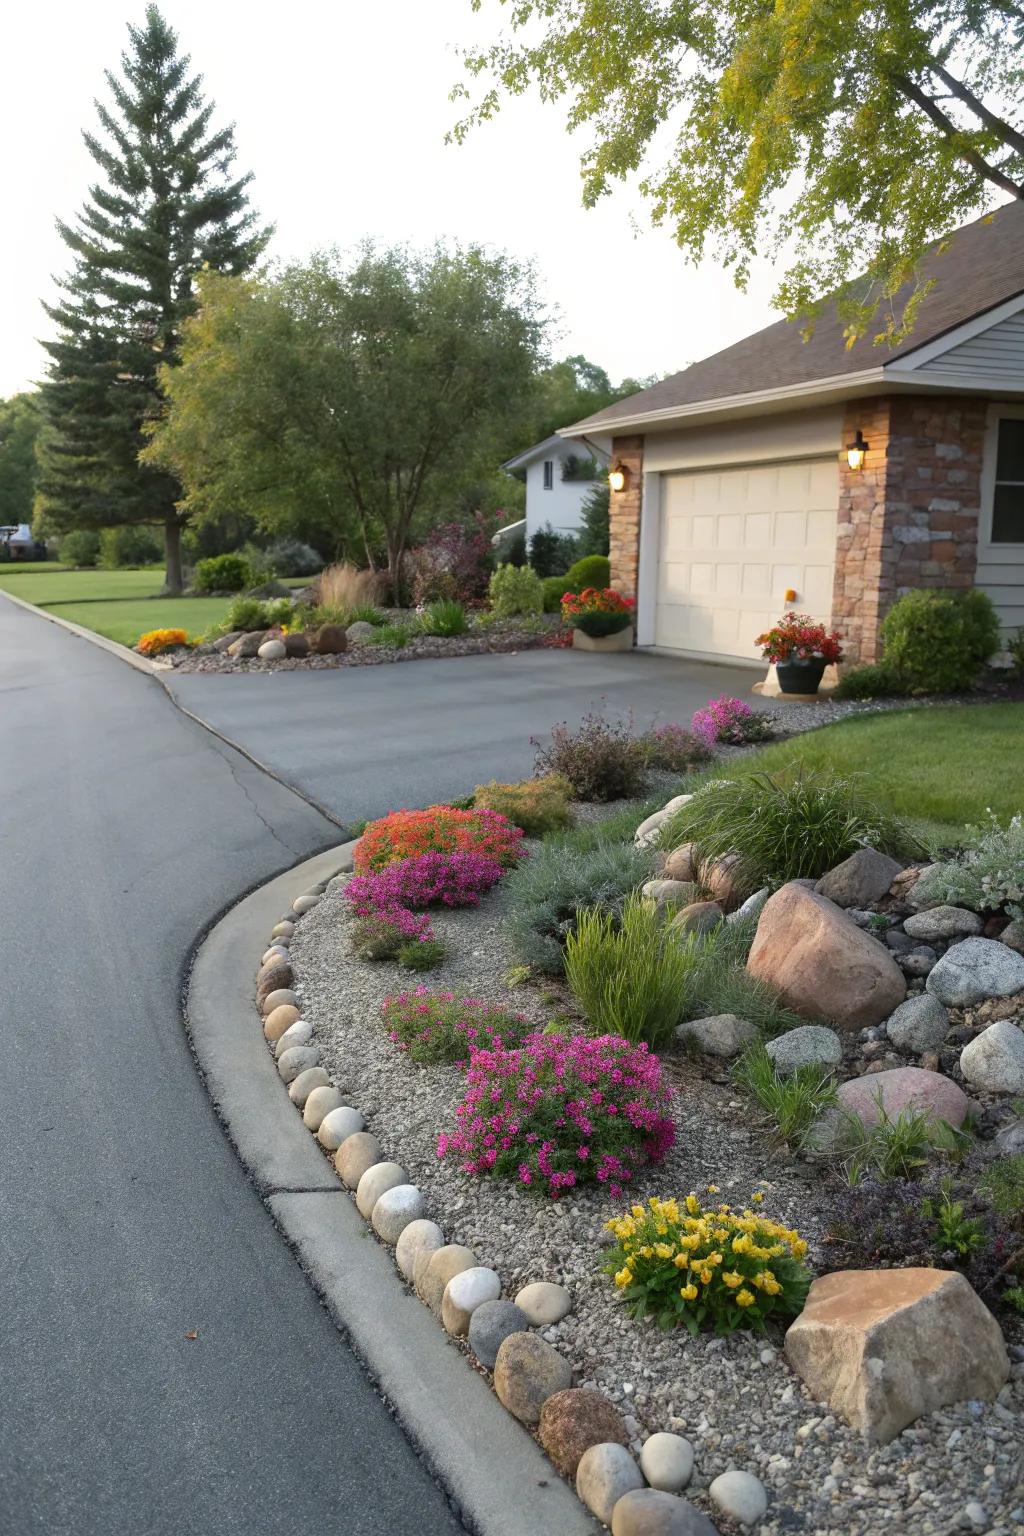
[347,849,505,915]
[381,987,531,1065]
[691,695,761,747]
[437,1032,675,1198]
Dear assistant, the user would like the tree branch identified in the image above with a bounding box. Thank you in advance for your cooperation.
[894,75,1024,199]
[927,60,1024,158]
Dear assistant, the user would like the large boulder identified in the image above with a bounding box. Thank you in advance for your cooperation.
[926,937,1024,1007]
[746,884,906,1032]
[227,630,266,658]
[785,1268,1009,1443]
[837,1065,969,1130]
[213,630,243,653]
[346,620,377,644]
[312,623,348,655]
[960,1020,1024,1094]
[815,848,902,909]
[283,631,310,658]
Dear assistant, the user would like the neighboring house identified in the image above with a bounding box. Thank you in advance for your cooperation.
[503,433,611,550]
[561,201,1024,666]
[0,524,45,561]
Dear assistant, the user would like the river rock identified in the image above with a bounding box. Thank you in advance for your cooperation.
[927,937,1024,1007]
[815,848,903,908]
[1000,918,1024,955]
[283,631,310,658]
[271,920,295,939]
[747,883,906,1031]
[642,878,698,910]
[675,1013,758,1058]
[634,809,671,848]
[708,1470,767,1526]
[611,1488,719,1536]
[264,1003,301,1042]
[301,1084,343,1130]
[419,1244,477,1314]
[442,1265,502,1336]
[355,1160,406,1219]
[539,1388,629,1478]
[884,993,950,1054]
[960,1020,1024,1094]
[274,1018,313,1055]
[257,638,286,661]
[467,1299,530,1369]
[292,893,321,915]
[785,1268,1009,1443]
[671,900,724,936]
[287,1066,329,1106]
[729,887,770,925]
[640,1432,694,1492]
[395,1218,445,1282]
[260,987,298,1016]
[765,1025,843,1075]
[335,1131,382,1188]
[227,630,265,658]
[493,1332,572,1425]
[277,1044,319,1084]
[903,905,984,942]
[702,853,746,912]
[662,843,697,882]
[372,1184,425,1245]
[576,1443,644,1526]
[256,962,294,1006]
[514,1280,571,1325]
[837,1065,968,1130]
[316,1105,364,1150]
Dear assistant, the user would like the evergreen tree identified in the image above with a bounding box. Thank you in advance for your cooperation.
[38,5,267,592]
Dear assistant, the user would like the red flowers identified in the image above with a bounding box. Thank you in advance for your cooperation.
[355,805,525,874]
[560,587,635,622]
[755,612,844,665]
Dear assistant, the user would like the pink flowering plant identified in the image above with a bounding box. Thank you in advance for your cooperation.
[437,1032,675,1198]
[347,850,505,914]
[381,988,532,1065]
[691,696,776,748]
[352,903,434,960]
[639,721,713,772]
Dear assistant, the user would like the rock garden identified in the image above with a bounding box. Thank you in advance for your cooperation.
[252,703,1024,1536]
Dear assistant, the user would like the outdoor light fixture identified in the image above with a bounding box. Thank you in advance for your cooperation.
[608,461,628,493]
[846,430,869,471]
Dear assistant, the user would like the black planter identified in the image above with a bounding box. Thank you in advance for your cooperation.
[776,656,827,695]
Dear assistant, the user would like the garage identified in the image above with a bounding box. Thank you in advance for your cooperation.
[653,456,839,662]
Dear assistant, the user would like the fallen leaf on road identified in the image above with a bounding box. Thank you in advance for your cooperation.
[184,1331,198,1340]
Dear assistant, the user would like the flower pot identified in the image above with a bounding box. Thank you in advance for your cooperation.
[572,625,634,653]
[775,656,827,695]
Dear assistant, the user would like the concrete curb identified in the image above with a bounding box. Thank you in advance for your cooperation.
[186,844,596,1536]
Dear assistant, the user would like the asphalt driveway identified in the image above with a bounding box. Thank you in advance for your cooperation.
[168,648,763,826]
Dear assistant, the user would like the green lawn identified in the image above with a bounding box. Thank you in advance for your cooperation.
[41,597,236,646]
[0,566,169,603]
[726,704,1024,844]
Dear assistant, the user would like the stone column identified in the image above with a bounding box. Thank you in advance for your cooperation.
[608,435,644,601]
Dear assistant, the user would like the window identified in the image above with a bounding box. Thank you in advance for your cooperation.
[992,417,1024,543]
[542,460,554,490]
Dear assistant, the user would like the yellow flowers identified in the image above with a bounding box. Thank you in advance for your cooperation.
[602,1189,812,1338]
[137,627,189,656]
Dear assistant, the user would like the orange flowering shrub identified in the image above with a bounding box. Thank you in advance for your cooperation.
[354,805,525,874]
[137,628,190,655]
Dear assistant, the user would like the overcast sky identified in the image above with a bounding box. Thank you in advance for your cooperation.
[0,0,784,400]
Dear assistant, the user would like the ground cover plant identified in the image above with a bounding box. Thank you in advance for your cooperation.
[565,893,697,1048]
[534,709,648,802]
[346,850,506,914]
[137,627,190,656]
[472,776,574,835]
[437,1032,675,1197]
[505,835,655,973]
[913,812,1024,918]
[690,697,775,748]
[603,1192,811,1335]
[381,988,532,1064]
[355,805,525,873]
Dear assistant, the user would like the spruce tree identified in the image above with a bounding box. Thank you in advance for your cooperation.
[38,5,267,592]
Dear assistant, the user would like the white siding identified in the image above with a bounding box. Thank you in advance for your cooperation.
[524,443,603,545]
[919,313,1024,380]
[644,405,843,472]
[977,403,1024,635]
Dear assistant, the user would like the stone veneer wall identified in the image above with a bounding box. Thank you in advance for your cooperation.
[607,436,644,602]
[832,395,986,664]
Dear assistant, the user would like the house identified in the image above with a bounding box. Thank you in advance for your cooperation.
[503,433,610,551]
[561,201,1024,666]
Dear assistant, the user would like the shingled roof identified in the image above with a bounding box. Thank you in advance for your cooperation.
[565,201,1024,434]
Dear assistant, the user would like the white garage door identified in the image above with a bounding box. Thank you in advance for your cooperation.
[654,457,839,661]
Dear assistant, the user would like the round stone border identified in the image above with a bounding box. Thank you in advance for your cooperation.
[226,845,745,1536]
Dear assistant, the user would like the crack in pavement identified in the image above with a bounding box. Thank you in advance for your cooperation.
[213,741,304,859]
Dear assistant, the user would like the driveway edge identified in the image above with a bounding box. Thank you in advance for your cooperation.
[0,583,157,674]
[185,843,596,1536]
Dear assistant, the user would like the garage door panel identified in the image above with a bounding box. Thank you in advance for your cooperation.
[656,457,837,662]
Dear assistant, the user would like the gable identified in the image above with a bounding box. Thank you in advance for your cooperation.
[916,310,1024,381]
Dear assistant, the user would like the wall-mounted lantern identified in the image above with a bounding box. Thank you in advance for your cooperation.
[608,461,628,493]
[846,430,869,471]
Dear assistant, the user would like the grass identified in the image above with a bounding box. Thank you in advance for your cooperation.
[732,1043,839,1147]
[685,705,1024,847]
[36,597,233,646]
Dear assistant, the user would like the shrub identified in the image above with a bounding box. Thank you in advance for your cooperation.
[59,529,100,567]
[355,805,525,873]
[1008,627,1024,680]
[404,512,499,604]
[374,623,413,649]
[473,776,573,836]
[542,574,574,612]
[99,525,162,567]
[346,850,506,914]
[880,588,1000,693]
[639,722,714,773]
[565,554,611,590]
[317,561,383,612]
[566,894,696,1048]
[574,483,610,559]
[912,812,1024,918]
[397,939,448,972]
[193,553,251,593]
[732,1043,838,1147]
[561,587,634,637]
[690,697,775,748]
[660,770,922,888]
[533,710,648,802]
[420,599,469,637]
[224,595,273,632]
[529,523,578,577]
[437,1032,675,1197]
[832,663,906,700]
[603,1193,811,1335]
[264,538,321,577]
[504,838,655,974]
[137,627,189,656]
[381,988,531,1064]
[352,907,433,960]
[489,562,544,617]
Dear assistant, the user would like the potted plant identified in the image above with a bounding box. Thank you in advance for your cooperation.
[561,588,635,652]
[755,612,844,694]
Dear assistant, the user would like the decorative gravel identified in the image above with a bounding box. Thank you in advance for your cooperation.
[291,870,1024,1536]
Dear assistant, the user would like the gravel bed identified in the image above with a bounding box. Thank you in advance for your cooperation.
[291,871,1024,1536]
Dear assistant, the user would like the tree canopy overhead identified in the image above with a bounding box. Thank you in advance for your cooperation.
[38,4,267,591]
[453,0,1024,344]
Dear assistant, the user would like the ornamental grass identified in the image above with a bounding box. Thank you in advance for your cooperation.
[565,893,698,1049]
[472,775,574,836]
[355,805,525,874]
[437,1032,675,1198]
[603,1192,811,1335]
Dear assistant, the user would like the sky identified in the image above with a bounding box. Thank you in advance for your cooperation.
[0,0,784,400]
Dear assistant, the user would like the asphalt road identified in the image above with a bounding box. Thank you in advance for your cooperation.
[0,596,466,1536]
[168,647,762,825]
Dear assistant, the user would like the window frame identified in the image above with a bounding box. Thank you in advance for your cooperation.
[542,459,554,490]
[980,403,1024,551]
